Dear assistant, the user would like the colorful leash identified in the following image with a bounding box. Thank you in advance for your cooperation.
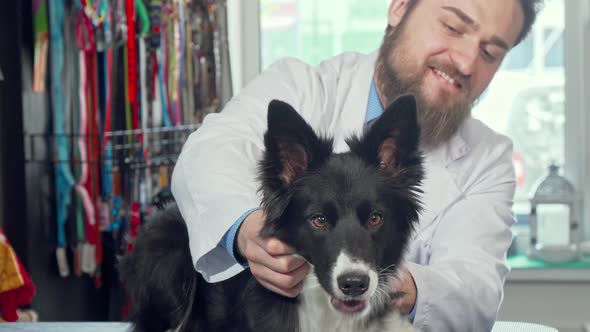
[124,0,143,255]
[139,39,154,205]
[63,7,83,277]
[125,0,142,145]
[135,0,150,36]
[75,50,97,275]
[184,3,195,124]
[139,4,156,204]
[88,21,103,276]
[146,0,162,50]
[146,1,163,129]
[102,4,114,201]
[96,3,115,253]
[80,0,107,27]
[145,1,161,126]
[173,0,184,125]
[140,39,149,144]
[75,11,101,276]
[49,0,76,278]
[33,0,49,93]
[157,49,172,127]
[69,42,86,276]
[74,12,97,276]
[162,3,175,125]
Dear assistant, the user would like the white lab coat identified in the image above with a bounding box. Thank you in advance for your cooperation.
[171,51,516,331]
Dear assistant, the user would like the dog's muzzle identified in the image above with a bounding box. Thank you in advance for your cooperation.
[330,272,370,314]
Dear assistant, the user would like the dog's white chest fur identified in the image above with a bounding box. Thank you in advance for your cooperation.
[296,273,415,332]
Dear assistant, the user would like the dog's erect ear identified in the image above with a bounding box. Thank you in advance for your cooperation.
[348,95,420,171]
[261,100,332,189]
[259,100,332,237]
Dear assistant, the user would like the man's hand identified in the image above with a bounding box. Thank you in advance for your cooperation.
[236,210,310,298]
[390,268,417,315]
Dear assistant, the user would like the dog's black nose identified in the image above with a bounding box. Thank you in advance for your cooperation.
[337,273,369,297]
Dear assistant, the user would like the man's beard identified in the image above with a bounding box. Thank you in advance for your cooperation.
[375,26,474,148]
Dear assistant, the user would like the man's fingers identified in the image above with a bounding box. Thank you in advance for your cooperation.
[244,238,308,275]
[253,237,307,273]
[250,261,310,296]
[288,259,311,280]
[266,253,309,274]
[256,274,306,298]
[242,240,271,264]
[261,237,296,256]
[251,262,307,290]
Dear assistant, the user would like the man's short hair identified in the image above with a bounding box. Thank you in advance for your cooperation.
[515,0,545,46]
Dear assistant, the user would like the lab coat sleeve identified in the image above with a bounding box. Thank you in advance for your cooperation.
[171,58,332,283]
[408,136,517,331]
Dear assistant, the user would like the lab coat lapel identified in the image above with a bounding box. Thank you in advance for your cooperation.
[413,131,470,237]
[333,52,378,153]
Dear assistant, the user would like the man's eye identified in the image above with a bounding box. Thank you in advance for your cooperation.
[481,48,497,62]
[444,23,460,35]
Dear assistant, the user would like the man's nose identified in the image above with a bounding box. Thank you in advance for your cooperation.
[449,41,479,77]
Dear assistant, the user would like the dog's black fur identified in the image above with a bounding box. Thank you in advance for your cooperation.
[119,96,424,332]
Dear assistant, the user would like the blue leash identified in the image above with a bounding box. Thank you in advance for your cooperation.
[49,0,76,248]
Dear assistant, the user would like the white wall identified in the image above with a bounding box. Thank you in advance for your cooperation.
[227,0,260,94]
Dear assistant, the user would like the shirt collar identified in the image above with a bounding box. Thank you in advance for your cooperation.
[365,79,383,123]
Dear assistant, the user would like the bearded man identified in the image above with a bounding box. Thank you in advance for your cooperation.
[171,0,544,330]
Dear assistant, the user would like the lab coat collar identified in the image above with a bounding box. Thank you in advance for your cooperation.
[445,126,470,166]
[420,125,471,169]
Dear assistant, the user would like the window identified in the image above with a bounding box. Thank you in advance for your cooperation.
[238,0,589,243]
[260,0,388,68]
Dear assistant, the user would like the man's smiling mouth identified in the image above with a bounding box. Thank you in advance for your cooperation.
[430,66,464,90]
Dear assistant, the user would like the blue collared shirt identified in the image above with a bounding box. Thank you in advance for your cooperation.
[220,79,417,321]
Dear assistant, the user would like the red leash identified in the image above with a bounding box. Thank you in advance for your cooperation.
[126,0,142,145]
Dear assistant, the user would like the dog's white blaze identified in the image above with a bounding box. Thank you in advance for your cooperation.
[331,251,378,301]
[298,271,415,332]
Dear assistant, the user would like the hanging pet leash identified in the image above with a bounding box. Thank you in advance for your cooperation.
[101,3,114,202]
[49,0,76,278]
[74,14,97,276]
[33,0,49,93]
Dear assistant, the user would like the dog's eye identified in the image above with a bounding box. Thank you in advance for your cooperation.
[368,213,384,228]
[309,215,329,231]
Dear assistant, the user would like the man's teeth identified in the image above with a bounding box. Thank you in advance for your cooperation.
[434,68,457,86]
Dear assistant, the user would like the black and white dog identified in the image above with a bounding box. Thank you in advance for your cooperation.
[120,95,424,332]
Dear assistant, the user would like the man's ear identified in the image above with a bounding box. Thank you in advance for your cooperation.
[387,0,412,29]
